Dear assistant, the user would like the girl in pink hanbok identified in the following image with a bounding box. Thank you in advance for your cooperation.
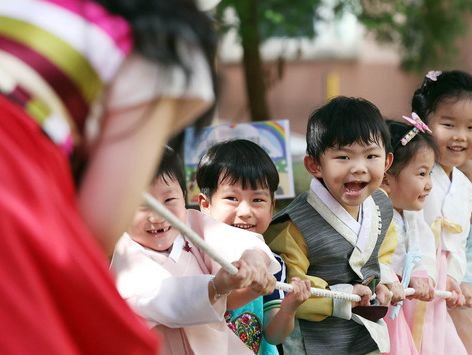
[380,119,438,355]
[405,70,472,355]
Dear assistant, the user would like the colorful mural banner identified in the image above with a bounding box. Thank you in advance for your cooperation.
[183,119,295,204]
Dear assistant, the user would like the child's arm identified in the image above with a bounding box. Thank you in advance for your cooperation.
[408,275,435,301]
[377,222,402,304]
[266,221,360,321]
[263,277,311,345]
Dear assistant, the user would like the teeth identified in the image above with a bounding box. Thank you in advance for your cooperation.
[232,224,254,230]
[147,226,171,234]
[449,146,465,151]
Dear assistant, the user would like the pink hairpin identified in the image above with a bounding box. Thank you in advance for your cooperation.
[425,70,442,81]
[400,112,432,146]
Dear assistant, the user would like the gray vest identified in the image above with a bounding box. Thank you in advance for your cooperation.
[272,189,392,355]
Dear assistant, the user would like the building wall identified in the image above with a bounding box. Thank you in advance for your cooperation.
[217,24,472,136]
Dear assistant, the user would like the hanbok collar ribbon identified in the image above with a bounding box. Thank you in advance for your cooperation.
[431,217,463,249]
[400,112,432,146]
[389,250,422,320]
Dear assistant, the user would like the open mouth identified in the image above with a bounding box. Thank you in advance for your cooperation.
[232,223,256,231]
[448,145,466,152]
[146,226,171,235]
[344,181,368,193]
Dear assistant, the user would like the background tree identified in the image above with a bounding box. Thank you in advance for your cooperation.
[216,0,472,121]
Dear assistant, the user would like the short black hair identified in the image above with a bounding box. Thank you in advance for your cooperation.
[196,139,279,199]
[412,70,472,123]
[306,96,391,162]
[154,146,187,198]
[386,120,439,176]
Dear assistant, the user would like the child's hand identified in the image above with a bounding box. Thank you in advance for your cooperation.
[409,277,435,301]
[388,281,405,305]
[375,283,392,306]
[460,282,472,308]
[239,249,276,295]
[280,277,312,312]
[352,284,372,308]
[213,260,254,295]
[446,275,465,308]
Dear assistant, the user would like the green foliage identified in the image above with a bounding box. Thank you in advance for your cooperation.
[216,0,472,72]
[347,0,472,71]
[216,0,322,40]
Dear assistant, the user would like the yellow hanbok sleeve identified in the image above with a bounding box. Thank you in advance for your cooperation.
[378,222,397,265]
[265,220,333,321]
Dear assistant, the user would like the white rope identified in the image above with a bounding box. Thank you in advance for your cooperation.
[404,287,452,299]
[143,193,453,302]
[144,192,362,302]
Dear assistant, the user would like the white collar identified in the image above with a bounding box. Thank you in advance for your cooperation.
[310,177,361,235]
[123,232,185,262]
[168,234,185,262]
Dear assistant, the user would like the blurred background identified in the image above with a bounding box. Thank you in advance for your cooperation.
[201,0,472,199]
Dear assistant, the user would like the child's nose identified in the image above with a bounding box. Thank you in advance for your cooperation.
[425,177,432,192]
[237,201,252,217]
[453,127,468,141]
[350,160,367,174]
[147,212,164,223]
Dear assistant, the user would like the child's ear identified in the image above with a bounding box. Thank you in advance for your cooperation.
[304,155,322,178]
[384,152,394,172]
[381,173,391,195]
[198,193,210,212]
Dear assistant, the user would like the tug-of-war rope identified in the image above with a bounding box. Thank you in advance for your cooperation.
[144,192,452,302]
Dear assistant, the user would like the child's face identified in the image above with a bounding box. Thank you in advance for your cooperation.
[385,146,435,212]
[428,98,472,176]
[199,179,274,235]
[305,141,393,219]
[128,176,186,252]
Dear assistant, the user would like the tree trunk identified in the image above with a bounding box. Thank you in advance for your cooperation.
[236,0,270,121]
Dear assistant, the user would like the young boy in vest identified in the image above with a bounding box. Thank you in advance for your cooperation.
[265,96,394,354]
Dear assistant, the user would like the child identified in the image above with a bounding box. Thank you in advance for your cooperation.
[265,96,394,354]
[196,139,312,355]
[111,147,281,355]
[380,119,439,355]
[407,70,472,354]
[449,158,472,353]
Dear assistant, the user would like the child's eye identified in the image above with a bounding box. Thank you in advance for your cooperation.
[419,172,426,177]
[253,198,266,203]
[224,196,238,202]
[441,123,453,128]
[367,154,380,159]
[335,155,349,160]
[164,197,176,203]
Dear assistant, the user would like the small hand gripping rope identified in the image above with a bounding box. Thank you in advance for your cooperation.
[144,193,452,301]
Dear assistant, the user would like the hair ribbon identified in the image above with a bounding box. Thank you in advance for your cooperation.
[400,112,432,146]
[425,70,442,81]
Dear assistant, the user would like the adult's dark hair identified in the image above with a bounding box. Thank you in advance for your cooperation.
[196,139,280,199]
[95,0,218,130]
[154,146,187,198]
[386,120,438,176]
[412,70,472,123]
[306,96,391,163]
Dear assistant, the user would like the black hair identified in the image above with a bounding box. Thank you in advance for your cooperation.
[386,120,439,176]
[95,0,218,130]
[154,146,187,198]
[306,96,391,162]
[412,70,472,123]
[196,139,280,200]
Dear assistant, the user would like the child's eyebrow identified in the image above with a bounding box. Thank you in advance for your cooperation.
[336,144,381,153]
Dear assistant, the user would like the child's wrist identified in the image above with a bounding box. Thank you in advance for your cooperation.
[210,278,231,299]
